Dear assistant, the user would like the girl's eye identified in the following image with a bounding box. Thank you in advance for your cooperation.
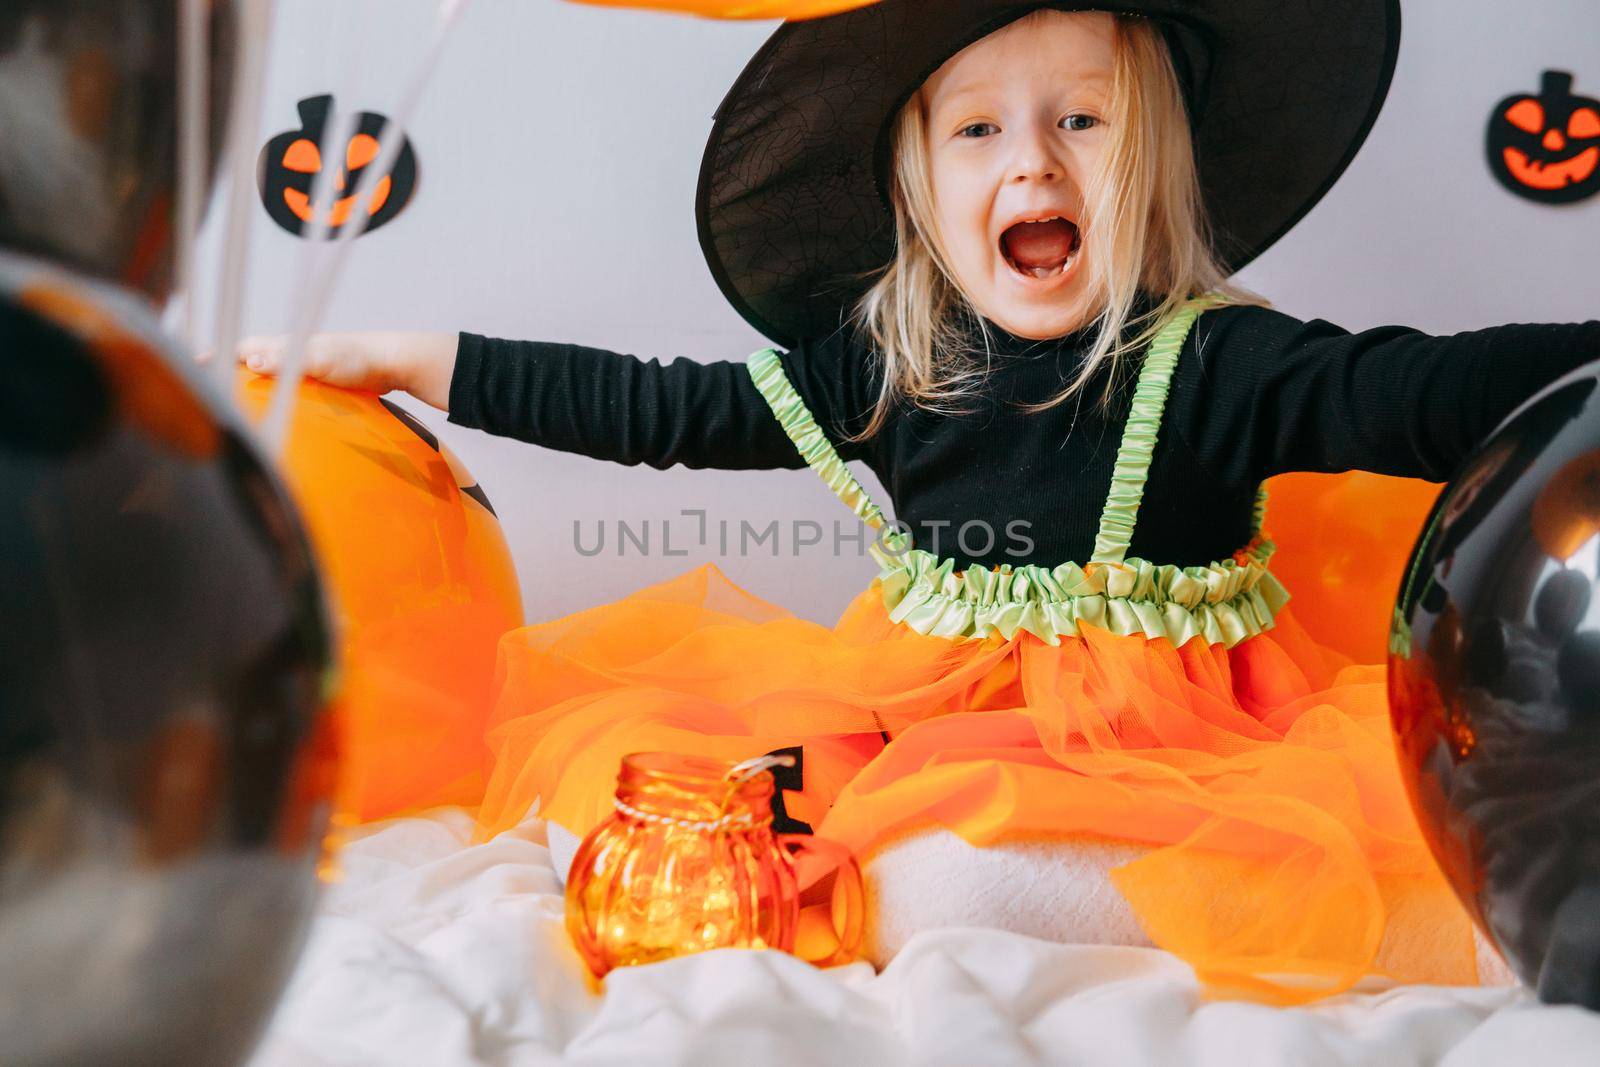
[958,122,999,138]
[1061,114,1099,131]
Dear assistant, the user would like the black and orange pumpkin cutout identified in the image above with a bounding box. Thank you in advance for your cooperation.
[1486,70,1600,204]
[257,94,419,238]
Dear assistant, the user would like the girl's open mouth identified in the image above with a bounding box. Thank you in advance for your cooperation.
[1000,217,1081,281]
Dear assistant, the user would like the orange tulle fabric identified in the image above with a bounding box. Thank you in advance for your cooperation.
[1261,471,1442,663]
[473,562,1479,1004]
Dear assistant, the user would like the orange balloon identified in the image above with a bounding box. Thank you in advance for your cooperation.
[1262,471,1442,665]
[237,373,523,824]
[564,0,882,19]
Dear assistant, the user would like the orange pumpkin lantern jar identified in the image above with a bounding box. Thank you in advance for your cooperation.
[256,94,419,238]
[237,372,522,824]
[1487,70,1600,204]
[565,753,865,980]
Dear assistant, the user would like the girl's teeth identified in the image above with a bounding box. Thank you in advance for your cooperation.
[1003,247,1076,280]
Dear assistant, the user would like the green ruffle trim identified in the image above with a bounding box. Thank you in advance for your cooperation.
[874,541,1289,648]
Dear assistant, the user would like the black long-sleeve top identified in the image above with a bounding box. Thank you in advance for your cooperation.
[447,304,1600,571]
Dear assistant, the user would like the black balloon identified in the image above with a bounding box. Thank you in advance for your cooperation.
[1390,361,1600,1009]
[0,1,234,300]
[0,252,337,1065]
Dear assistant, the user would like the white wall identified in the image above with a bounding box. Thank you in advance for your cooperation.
[200,0,1600,627]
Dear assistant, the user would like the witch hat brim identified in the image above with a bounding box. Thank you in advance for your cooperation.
[696,0,1401,347]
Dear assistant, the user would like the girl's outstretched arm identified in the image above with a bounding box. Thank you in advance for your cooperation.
[1171,307,1600,487]
[238,328,878,472]
[447,334,799,470]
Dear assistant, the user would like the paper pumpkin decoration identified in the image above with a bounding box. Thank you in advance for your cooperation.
[1486,70,1600,204]
[237,373,522,823]
[256,95,419,238]
[1261,471,1442,665]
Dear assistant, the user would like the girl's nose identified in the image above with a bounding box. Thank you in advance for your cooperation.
[1007,124,1064,184]
[1011,162,1061,183]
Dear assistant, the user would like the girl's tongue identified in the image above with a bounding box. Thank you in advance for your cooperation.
[1000,219,1080,276]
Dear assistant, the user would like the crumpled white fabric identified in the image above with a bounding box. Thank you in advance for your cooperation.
[249,810,1600,1067]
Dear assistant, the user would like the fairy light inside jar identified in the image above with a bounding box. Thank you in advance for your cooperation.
[564,752,798,976]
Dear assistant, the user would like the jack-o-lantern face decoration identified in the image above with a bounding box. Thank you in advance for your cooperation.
[1487,70,1600,204]
[257,95,419,238]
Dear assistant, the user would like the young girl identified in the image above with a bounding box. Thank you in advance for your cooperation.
[245,3,1600,1002]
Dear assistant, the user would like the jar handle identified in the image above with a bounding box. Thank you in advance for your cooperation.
[777,834,864,968]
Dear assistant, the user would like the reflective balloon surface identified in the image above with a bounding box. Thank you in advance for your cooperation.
[0,1,233,299]
[0,253,336,1065]
[1390,362,1600,1008]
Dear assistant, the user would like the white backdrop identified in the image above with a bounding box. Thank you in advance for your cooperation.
[195,0,1600,626]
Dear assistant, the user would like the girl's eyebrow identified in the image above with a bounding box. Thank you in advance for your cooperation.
[933,70,1113,117]
[931,83,998,115]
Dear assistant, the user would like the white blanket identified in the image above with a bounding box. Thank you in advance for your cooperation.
[249,811,1600,1067]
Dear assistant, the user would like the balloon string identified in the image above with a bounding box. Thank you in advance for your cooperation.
[299,4,360,249]
[206,0,277,402]
[260,0,472,457]
[267,5,360,429]
[176,0,209,353]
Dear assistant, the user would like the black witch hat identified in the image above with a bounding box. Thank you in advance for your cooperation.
[696,0,1401,346]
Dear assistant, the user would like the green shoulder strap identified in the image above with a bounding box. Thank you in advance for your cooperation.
[1090,291,1234,564]
[746,348,899,544]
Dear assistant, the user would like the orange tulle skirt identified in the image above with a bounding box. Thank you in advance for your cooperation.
[470,563,1479,1003]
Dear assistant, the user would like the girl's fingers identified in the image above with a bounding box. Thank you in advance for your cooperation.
[234,334,368,387]
[238,336,285,375]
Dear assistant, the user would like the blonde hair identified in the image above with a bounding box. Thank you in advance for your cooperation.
[848,10,1265,440]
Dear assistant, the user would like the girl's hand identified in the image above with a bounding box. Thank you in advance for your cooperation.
[236,331,458,412]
